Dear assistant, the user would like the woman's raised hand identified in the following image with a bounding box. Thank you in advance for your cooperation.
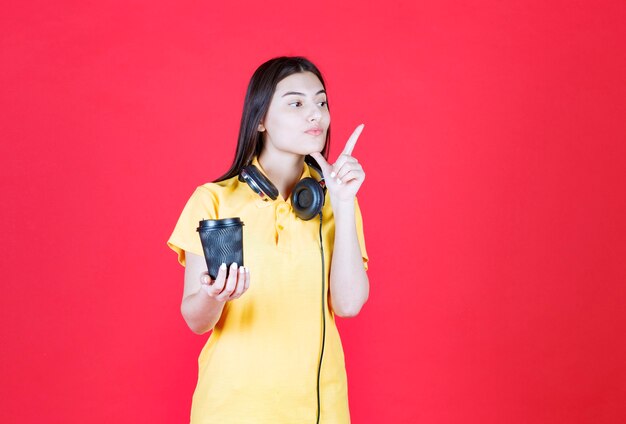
[310,124,366,203]
[200,262,250,302]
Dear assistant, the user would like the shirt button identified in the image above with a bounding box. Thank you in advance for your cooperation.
[276,202,289,215]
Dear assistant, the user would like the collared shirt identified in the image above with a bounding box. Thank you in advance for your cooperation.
[167,156,369,423]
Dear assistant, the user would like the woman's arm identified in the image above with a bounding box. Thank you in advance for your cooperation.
[311,124,370,317]
[328,200,369,317]
[181,252,249,334]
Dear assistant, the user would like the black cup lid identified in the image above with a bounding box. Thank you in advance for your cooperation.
[197,217,244,230]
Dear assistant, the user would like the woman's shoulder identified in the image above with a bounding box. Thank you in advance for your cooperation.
[191,173,249,203]
[196,174,239,193]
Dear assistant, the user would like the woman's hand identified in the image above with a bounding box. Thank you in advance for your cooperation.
[200,262,250,302]
[310,124,366,203]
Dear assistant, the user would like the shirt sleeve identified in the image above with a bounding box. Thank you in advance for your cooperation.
[167,185,218,267]
[354,197,369,271]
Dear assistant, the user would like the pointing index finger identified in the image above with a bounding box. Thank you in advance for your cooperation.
[342,124,365,156]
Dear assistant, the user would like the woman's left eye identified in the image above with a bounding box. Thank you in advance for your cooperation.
[318,101,328,107]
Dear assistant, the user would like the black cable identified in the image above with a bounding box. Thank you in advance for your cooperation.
[315,211,326,424]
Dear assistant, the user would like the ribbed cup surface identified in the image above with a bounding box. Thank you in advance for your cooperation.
[197,220,244,279]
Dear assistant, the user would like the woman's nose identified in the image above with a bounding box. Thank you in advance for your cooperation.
[309,105,322,121]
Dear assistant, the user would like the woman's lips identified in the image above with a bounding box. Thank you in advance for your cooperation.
[305,129,323,136]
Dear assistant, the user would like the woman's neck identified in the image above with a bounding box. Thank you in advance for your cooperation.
[258,149,304,201]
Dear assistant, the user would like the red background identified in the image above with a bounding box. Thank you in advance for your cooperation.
[2,1,625,422]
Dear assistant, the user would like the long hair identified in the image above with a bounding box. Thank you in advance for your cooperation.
[214,56,331,182]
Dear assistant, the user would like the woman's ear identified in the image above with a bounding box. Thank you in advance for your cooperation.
[257,122,265,132]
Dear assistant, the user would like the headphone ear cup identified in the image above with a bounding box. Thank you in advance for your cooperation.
[291,177,325,221]
[240,165,279,200]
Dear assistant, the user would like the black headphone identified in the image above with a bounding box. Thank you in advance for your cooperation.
[238,156,327,220]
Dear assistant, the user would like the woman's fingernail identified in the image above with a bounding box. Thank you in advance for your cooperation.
[330,171,336,178]
[239,266,245,273]
[337,178,342,185]
[220,263,226,269]
[231,262,238,268]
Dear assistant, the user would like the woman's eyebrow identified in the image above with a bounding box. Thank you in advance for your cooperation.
[281,89,326,97]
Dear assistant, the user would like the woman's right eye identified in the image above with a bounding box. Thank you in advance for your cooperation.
[289,101,303,107]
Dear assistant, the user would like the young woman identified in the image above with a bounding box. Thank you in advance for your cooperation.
[167,56,370,423]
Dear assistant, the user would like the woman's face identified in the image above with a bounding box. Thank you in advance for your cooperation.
[259,71,330,156]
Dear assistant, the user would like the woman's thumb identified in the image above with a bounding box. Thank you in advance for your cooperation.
[310,152,331,176]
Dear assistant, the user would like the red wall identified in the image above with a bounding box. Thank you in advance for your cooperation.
[2,1,625,422]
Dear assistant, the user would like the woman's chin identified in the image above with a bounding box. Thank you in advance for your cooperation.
[306,138,326,153]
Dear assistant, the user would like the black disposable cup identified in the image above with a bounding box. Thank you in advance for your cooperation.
[196,218,244,280]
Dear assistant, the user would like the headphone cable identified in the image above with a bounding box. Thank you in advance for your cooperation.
[316,211,326,424]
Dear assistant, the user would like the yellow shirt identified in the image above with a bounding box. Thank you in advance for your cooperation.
[167,156,369,423]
